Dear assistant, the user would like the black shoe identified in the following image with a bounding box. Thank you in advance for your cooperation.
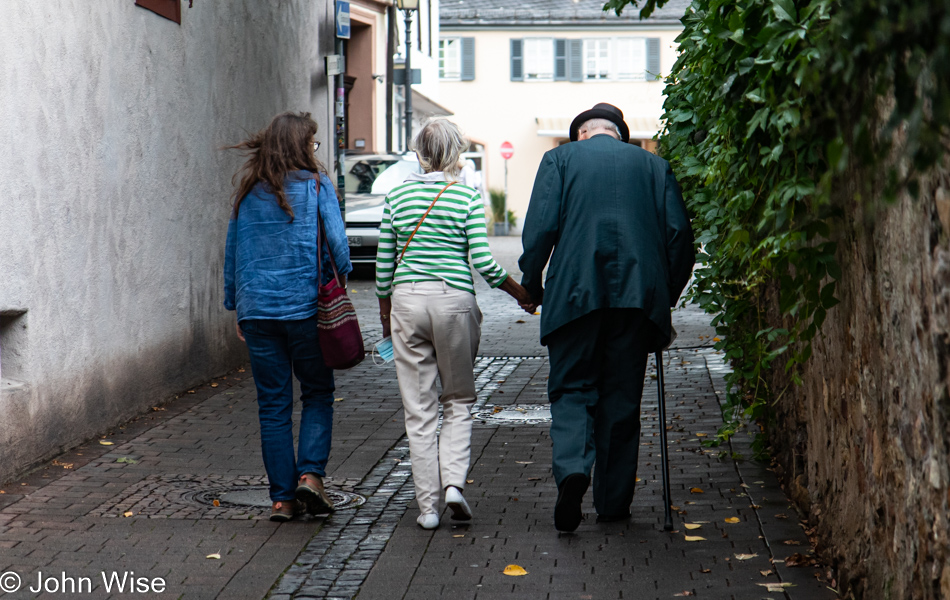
[596,512,631,523]
[554,473,590,532]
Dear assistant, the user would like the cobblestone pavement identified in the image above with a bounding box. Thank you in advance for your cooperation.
[0,238,836,599]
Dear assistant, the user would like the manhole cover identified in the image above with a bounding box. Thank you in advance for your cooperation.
[187,486,365,511]
[473,404,552,425]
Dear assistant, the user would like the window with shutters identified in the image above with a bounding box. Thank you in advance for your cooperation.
[439,38,462,80]
[524,38,554,81]
[614,38,648,81]
[584,39,610,80]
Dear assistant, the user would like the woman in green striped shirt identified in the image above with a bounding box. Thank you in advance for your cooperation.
[376,119,529,530]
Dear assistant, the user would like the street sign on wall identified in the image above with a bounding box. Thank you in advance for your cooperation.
[335,1,350,39]
[500,141,514,160]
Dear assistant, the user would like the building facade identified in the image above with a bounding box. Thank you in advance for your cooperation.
[439,0,689,226]
[0,0,336,482]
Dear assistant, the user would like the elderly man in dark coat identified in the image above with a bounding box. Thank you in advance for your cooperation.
[518,103,695,532]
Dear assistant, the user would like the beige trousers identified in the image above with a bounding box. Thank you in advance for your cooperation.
[391,281,482,515]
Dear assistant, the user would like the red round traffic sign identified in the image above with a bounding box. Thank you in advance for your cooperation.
[500,141,514,160]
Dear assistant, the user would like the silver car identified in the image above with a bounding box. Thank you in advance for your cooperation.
[343,154,421,265]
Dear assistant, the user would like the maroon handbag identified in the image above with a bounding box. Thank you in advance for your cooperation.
[316,210,365,369]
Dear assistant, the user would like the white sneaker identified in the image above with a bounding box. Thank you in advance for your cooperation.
[417,512,440,530]
[445,486,473,521]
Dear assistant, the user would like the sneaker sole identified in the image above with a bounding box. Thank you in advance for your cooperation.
[447,501,472,521]
[554,474,589,532]
[295,485,334,515]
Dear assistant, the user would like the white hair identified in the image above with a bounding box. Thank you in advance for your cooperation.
[579,118,620,139]
[411,119,469,180]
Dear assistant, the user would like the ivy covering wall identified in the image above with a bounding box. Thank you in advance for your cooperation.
[603,0,950,453]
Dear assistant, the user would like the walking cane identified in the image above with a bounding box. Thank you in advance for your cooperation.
[655,350,674,531]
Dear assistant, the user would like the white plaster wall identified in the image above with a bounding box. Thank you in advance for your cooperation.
[439,27,681,221]
[0,0,334,481]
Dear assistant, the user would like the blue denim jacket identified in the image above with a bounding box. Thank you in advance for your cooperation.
[224,170,352,321]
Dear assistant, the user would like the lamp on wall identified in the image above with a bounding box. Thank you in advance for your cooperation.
[397,0,419,152]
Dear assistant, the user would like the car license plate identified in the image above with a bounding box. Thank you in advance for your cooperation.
[347,236,363,247]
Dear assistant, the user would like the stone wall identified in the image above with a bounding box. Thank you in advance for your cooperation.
[769,165,950,598]
[0,1,335,482]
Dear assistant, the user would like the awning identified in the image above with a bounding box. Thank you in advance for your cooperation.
[535,116,663,140]
[412,89,454,117]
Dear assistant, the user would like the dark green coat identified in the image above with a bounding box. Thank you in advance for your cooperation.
[518,134,695,350]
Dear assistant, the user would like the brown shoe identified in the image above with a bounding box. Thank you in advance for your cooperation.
[270,499,305,522]
[295,473,334,515]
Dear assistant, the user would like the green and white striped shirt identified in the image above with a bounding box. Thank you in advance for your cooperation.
[375,177,508,297]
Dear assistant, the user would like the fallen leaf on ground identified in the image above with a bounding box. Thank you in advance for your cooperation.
[684,535,705,541]
[760,570,773,576]
[635,477,641,482]
[713,337,721,342]
[466,479,474,484]
[670,506,681,511]
[187,390,196,394]
[673,592,695,597]
[453,534,465,538]
[699,568,711,573]
[503,564,528,576]
[757,583,795,592]
[689,487,704,494]
[739,483,750,488]
[783,540,803,545]
[206,553,221,560]
[115,457,138,464]
[684,523,702,530]
[334,398,344,402]
[695,433,707,437]
[734,553,758,560]
[123,511,133,517]
[527,477,542,481]
[212,499,221,507]
[724,517,740,523]
[775,513,788,519]
[210,383,219,388]
[515,461,533,464]
[784,553,812,567]
[99,440,114,446]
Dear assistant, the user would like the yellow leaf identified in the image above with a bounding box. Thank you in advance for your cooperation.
[212,499,221,507]
[503,564,528,576]
[684,523,702,530]
[635,478,641,482]
[334,398,344,402]
[689,487,704,494]
[760,570,773,577]
[99,440,114,446]
[453,534,465,538]
[670,505,681,511]
[210,383,219,388]
[713,337,721,342]
[724,517,740,524]
[695,433,707,437]
[757,583,794,592]
[206,553,221,560]
[123,511,133,517]
[683,535,705,542]
[466,479,474,484]
[734,553,758,560]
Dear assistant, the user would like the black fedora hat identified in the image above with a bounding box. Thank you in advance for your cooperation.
[569,102,630,143]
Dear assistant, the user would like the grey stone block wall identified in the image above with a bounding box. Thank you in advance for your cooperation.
[768,165,950,598]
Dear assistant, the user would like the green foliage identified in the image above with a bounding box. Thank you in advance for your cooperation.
[489,189,517,227]
[605,0,950,456]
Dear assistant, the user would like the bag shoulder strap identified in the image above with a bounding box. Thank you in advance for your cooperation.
[397,181,455,265]
[314,174,341,285]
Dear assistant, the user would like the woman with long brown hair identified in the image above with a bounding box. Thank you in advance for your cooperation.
[224,111,352,521]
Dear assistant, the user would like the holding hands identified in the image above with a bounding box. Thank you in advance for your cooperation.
[498,276,539,314]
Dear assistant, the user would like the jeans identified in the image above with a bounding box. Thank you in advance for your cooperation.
[546,308,651,516]
[240,316,335,502]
